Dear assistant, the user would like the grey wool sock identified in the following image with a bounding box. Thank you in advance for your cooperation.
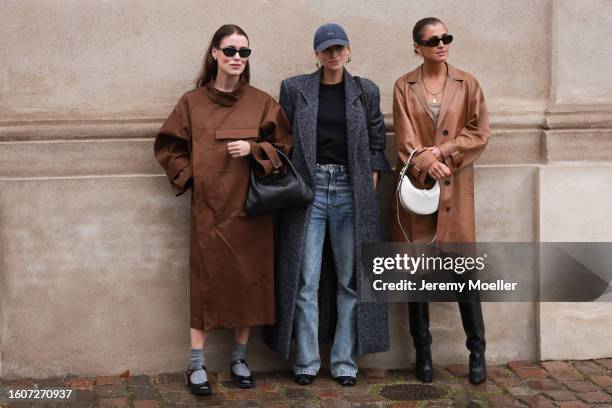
[230,343,251,377]
[189,348,208,384]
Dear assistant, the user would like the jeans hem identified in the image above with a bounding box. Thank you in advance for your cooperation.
[332,370,358,377]
[294,369,319,376]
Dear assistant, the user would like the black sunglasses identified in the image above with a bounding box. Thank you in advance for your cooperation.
[418,34,453,47]
[220,47,252,58]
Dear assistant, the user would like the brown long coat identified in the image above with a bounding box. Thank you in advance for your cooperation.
[154,81,292,330]
[391,63,490,243]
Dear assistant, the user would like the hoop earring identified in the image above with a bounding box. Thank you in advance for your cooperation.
[315,61,321,69]
[347,55,351,63]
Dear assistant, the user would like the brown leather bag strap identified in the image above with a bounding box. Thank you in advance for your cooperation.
[258,142,283,169]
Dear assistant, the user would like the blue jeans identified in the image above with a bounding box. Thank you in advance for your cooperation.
[293,164,358,377]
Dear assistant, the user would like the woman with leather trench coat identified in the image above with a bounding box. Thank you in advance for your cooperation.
[154,24,292,395]
[391,17,491,384]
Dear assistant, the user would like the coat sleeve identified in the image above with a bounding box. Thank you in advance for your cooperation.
[365,82,392,173]
[248,96,293,177]
[437,80,490,173]
[154,95,193,196]
[393,80,436,188]
[278,79,294,125]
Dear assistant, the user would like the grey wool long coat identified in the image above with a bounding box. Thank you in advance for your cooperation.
[264,68,391,359]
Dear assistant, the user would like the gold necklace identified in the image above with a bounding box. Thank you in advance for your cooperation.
[422,65,447,104]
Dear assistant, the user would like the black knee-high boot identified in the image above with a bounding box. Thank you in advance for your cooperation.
[408,302,433,382]
[458,299,487,384]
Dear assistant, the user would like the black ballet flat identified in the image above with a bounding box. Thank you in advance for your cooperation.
[294,373,315,385]
[185,364,212,396]
[230,359,255,389]
[334,375,357,386]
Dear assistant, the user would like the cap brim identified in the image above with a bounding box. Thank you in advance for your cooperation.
[315,39,350,52]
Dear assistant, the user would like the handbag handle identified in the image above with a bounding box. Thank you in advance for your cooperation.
[395,148,437,245]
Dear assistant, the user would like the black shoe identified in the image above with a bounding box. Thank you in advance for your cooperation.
[334,376,357,387]
[294,373,315,385]
[230,359,255,389]
[186,365,212,396]
[468,352,487,384]
[415,347,434,383]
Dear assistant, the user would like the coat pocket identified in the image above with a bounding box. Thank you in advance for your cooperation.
[214,128,259,172]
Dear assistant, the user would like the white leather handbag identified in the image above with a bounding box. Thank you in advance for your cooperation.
[396,149,440,243]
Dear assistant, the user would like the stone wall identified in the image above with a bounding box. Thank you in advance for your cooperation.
[1,0,611,379]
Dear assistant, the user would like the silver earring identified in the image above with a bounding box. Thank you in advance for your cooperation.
[315,61,321,69]
[347,55,351,63]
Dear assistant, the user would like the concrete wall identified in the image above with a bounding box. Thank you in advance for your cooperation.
[1,0,611,379]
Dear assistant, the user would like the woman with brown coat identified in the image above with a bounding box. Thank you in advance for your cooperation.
[154,24,292,395]
[391,17,491,384]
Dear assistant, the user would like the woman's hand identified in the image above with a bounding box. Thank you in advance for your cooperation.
[227,141,251,158]
[427,146,443,161]
[372,171,379,190]
[428,162,451,180]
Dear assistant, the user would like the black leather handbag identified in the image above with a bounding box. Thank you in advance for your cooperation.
[245,143,313,216]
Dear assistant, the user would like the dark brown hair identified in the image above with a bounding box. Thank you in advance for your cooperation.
[412,17,446,55]
[196,24,250,87]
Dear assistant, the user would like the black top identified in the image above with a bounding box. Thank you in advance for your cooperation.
[316,80,347,165]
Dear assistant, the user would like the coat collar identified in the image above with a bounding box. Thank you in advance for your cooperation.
[299,67,361,106]
[204,79,248,106]
[405,62,464,130]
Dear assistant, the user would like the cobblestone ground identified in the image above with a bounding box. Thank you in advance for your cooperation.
[1,359,612,407]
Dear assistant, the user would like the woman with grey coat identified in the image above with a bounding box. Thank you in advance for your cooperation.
[264,23,391,387]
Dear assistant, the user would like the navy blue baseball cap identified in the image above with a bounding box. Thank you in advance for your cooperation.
[314,23,350,52]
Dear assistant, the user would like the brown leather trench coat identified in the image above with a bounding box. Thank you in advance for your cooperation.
[154,81,292,330]
[391,63,490,243]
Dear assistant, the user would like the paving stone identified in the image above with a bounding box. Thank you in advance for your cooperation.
[293,402,322,408]
[556,402,590,408]
[74,389,96,403]
[133,401,159,408]
[595,359,612,370]
[388,403,418,408]
[541,362,583,381]
[260,391,284,402]
[346,393,381,403]
[320,400,351,408]
[564,380,600,392]
[160,390,197,405]
[487,366,512,381]
[259,403,285,408]
[95,376,124,386]
[285,387,314,400]
[465,381,502,394]
[591,375,612,387]
[127,375,151,387]
[156,372,184,384]
[157,382,185,392]
[507,386,538,396]
[446,364,469,377]
[97,397,128,408]
[517,395,556,408]
[314,388,343,399]
[526,380,562,391]
[193,393,225,406]
[573,361,605,376]
[254,382,278,392]
[131,385,157,400]
[366,368,387,378]
[95,384,128,398]
[577,390,612,403]
[508,361,533,370]
[544,390,576,401]
[515,367,547,380]
[67,378,94,390]
[36,378,66,388]
[486,395,524,408]
[224,389,258,401]
[424,400,454,408]
[224,401,260,407]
